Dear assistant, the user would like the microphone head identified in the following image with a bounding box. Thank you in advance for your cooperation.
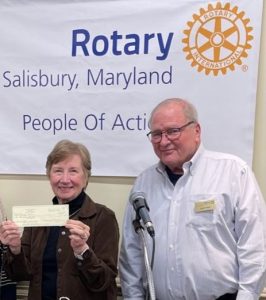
[129,191,155,237]
[129,191,146,205]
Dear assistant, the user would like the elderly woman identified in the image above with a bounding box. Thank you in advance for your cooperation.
[0,140,119,300]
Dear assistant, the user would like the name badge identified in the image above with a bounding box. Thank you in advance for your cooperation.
[194,199,216,212]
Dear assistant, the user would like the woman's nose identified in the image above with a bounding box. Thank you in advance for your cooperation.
[61,172,70,182]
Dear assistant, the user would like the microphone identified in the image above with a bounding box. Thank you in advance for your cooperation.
[130,191,155,237]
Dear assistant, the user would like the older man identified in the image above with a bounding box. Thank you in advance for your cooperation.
[119,98,266,300]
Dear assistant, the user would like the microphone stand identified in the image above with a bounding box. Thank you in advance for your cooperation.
[133,218,156,300]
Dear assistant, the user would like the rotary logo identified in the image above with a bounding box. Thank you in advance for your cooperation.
[182,2,253,76]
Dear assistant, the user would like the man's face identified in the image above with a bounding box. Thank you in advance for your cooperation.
[149,102,201,173]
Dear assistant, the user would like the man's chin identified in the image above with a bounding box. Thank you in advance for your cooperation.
[161,154,176,164]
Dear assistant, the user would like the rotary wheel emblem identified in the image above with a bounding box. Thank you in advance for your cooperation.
[182,2,253,76]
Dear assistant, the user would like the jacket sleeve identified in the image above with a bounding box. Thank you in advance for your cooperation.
[76,206,119,293]
[4,228,33,281]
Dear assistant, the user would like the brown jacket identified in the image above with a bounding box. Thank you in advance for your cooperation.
[5,195,119,300]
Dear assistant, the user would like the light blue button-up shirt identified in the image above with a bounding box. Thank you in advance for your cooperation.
[119,144,266,300]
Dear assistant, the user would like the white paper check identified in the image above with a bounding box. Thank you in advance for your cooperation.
[12,205,69,227]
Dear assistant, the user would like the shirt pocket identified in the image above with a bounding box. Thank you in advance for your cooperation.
[186,194,223,229]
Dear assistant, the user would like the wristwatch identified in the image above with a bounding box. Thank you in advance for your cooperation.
[74,247,90,261]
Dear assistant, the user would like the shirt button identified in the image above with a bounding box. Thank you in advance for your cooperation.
[58,248,62,253]
[171,267,175,271]
[169,244,174,250]
[61,231,66,235]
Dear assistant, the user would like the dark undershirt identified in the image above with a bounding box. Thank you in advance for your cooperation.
[41,191,85,300]
[165,166,182,185]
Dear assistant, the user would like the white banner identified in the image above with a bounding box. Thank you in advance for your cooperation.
[0,0,263,176]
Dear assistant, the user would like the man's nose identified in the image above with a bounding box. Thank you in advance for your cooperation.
[159,132,170,144]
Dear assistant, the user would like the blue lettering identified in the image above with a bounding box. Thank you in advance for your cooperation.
[92,35,109,56]
[157,33,174,60]
[23,114,77,135]
[124,34,140,55]
[2,71,11,87]
[144,33,155,54]
[72,29,90,56]
[112,113,147,130]
[111,31,122,55]
[71,29,174,60]
[84,113,105,130]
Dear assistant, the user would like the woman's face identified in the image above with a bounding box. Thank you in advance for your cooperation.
[49,154,87,203]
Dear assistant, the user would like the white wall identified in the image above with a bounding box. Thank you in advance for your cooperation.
[253,2,266,200]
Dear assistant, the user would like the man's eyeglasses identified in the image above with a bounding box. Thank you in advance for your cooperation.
[146,121,195,143]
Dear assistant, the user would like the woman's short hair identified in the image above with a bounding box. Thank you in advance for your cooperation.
[46,140,91,186]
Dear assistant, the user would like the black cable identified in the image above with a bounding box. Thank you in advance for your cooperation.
[0,243,6,299]
[150,235,155,270]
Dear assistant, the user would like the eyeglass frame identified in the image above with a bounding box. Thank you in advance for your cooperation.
[146,121,195,143]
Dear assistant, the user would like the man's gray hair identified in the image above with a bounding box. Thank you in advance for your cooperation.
[148,98,198,128]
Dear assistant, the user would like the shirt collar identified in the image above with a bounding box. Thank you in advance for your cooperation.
[184,143,204,176]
